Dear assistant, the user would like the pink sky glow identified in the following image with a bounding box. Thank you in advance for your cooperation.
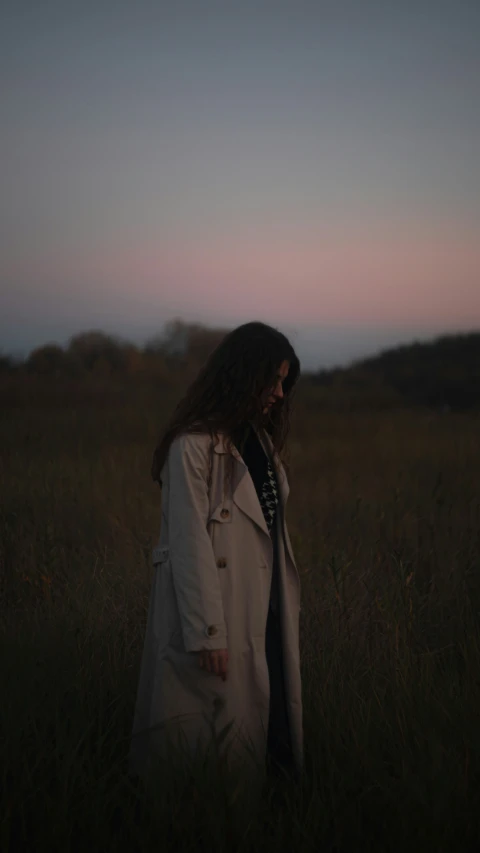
[17,223,480,330]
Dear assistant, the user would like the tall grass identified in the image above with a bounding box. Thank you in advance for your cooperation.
[1,381,480,851]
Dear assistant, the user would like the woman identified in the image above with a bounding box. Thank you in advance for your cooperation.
[130,321,303,783]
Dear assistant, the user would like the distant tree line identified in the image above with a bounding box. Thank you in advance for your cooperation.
[0,320,230,382]
[1,324,480,411]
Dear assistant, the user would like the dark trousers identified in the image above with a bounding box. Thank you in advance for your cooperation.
[265,602,295,778]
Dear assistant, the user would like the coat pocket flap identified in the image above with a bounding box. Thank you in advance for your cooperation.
[152,545,170,566]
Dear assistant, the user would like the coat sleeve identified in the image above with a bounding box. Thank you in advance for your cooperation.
[166,433,227,653]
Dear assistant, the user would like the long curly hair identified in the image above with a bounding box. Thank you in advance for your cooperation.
[151,321,301,490]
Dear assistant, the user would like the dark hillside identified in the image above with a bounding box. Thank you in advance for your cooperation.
[306,331,480,411]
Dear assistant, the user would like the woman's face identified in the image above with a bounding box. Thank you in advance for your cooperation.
[262,360,290,415]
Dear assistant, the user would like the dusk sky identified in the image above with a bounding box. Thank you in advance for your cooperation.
[1,0,479,369]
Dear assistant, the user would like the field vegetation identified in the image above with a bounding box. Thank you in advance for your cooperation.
[1,324,480,851]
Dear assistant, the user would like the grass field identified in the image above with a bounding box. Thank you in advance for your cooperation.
[1,378,480,851]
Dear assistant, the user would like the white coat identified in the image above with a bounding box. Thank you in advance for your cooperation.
[130,426,303,779]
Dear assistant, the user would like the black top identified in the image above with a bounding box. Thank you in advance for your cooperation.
[231,421,279,535]
[231,421,281,612]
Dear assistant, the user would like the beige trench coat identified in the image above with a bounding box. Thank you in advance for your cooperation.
[130,426,303,778]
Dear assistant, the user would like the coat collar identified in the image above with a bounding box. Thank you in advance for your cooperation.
[212,421,272,459]
[211,425,289,539]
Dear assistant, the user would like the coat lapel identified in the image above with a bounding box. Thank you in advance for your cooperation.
[212,427,290,544]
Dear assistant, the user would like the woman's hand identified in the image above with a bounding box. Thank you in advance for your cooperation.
[198,648,228,681]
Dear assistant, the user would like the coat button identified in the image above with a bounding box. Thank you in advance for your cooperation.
[206,625,218,637]
[216,557,227,568]
[220,508,230,519]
